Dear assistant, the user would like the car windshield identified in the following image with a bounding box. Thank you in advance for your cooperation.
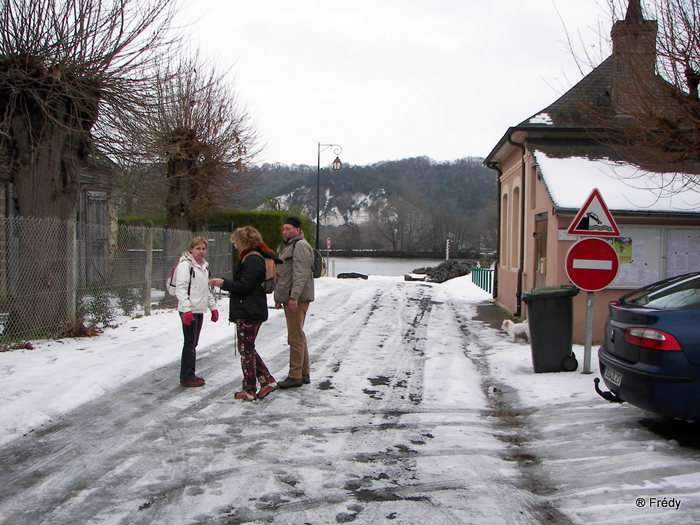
[621,273,700,310]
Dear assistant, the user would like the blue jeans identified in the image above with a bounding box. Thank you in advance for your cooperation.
[180,312,204,382]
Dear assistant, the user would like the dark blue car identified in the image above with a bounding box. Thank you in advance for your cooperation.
[597,272,700,421]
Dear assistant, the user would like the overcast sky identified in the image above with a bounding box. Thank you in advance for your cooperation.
[179,0,616,167]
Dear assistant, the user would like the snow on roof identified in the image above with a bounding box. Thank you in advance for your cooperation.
[528,113,553,125]
[533,150,700,213]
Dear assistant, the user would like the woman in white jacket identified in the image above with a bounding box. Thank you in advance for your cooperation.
[176,236,219,387]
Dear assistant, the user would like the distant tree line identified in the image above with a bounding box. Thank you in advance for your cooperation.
[252,156,498,256]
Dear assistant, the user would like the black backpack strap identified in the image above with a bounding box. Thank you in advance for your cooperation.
[242,251,265,285]
[290,238,313,272]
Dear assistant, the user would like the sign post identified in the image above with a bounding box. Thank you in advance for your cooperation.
[565,237,620,373]
[565,189,620,374]
[326,237,332,276]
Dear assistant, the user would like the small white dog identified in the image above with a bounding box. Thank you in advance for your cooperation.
[501,319,530,343]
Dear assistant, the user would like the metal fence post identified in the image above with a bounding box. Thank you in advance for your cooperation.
[144,228,153,316]
[68,218,77,323]
[471,266,494,295]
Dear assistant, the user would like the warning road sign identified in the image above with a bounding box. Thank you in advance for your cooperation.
[567,188,620,237]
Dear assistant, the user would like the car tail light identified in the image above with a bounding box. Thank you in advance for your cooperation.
[624,328,682,351]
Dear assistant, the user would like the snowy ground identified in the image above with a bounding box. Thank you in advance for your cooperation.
[1,274,700,524]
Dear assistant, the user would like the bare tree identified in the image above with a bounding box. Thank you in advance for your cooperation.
[567,1,700,192]
[0,0,178,219]
[370,194,431,253]
[116,53,259,231]
[429,212,482,256]
[0,0,178,336]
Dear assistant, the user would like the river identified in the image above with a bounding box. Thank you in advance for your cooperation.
[325,256,448,277]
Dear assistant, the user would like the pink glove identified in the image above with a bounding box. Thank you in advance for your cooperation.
[182,311,195,325]
[211,310,219,323]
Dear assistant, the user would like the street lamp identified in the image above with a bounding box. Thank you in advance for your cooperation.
[316,142,342,247]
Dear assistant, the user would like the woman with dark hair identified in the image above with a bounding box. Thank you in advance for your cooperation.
[210,226,281,401]
[176,236,219,387]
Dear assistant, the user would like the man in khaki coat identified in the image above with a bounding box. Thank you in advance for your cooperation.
[274,217,315,388]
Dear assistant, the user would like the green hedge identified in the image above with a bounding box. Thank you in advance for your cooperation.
[208,210,315,251]
[117,216,167,228]
[118,211,317,252]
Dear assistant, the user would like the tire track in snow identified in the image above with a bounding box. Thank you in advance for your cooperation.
[449,299,572,525]
[0,279,569,525]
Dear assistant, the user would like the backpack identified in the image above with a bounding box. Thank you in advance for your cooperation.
[166,263,195,296]
[291,239,325,278]
[244,252,277,294]
[312,249,325,278]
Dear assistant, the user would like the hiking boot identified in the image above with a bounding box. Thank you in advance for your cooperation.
[302,374,311,384]
[181,377,205,387]
[257,382,278,399]
[277,377,303,389]
[234,391,256,401]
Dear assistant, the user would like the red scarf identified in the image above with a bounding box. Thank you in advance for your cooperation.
[238,241,275,260]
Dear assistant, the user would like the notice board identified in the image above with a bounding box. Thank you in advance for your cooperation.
[609,226,700,288]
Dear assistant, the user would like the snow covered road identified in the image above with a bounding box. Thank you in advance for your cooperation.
[1,276,700,524]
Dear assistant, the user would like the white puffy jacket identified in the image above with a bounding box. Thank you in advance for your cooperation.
[175,252,217,314]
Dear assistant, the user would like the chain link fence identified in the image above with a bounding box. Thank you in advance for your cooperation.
[0,217,233,346]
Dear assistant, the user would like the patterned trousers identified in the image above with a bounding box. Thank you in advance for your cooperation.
[235,320,274,394]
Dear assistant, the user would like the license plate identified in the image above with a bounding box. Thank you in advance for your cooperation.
[604,367,622,387]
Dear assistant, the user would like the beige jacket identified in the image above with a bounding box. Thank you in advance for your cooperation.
[273,234,315,304]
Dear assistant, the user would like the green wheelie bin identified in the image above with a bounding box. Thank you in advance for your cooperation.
[521,285,580,373]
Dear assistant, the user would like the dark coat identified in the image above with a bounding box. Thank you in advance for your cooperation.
[220,251,269,322]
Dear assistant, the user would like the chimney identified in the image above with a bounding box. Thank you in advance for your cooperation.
[610,0,659,114]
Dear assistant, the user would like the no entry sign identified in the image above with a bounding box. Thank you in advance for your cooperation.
[566,238,619,292]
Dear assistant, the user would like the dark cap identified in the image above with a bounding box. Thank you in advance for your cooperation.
[284,216,302,229]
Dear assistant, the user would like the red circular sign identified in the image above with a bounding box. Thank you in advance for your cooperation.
[565,238,619,292]
[326,237,332,250]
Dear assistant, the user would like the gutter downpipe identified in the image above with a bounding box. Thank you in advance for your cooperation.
[484,161,501,300]
[507,134,527,318]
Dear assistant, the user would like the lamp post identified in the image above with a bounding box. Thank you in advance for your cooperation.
[316,142,342,247]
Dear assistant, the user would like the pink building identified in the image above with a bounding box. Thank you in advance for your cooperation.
[484,0,700,343]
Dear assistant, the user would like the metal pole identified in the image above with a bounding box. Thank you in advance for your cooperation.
[583,291,594,374]
[316,142,321,247]
[145,228,153,316]
[316,143,342,249]
[67,218,77,323]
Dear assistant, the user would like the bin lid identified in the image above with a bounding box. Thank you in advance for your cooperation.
[521,285,580,301]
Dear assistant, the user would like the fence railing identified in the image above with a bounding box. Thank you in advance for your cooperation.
[0,217,234,345]
[471,266,494,295]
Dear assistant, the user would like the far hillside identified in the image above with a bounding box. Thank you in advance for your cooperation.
[245,156,497,256]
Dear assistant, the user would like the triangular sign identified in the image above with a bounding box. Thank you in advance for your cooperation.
[567,188,621,237]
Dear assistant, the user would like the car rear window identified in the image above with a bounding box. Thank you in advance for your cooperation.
[622,274,700,310]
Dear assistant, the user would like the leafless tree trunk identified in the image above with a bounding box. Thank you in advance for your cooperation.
[370,195,431,253]
[116,53,260,232]
[0,0,178,336]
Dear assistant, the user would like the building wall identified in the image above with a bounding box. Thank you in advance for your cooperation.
[496,149,617,343]
[495,146,525,318]
[495,147,700,344]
